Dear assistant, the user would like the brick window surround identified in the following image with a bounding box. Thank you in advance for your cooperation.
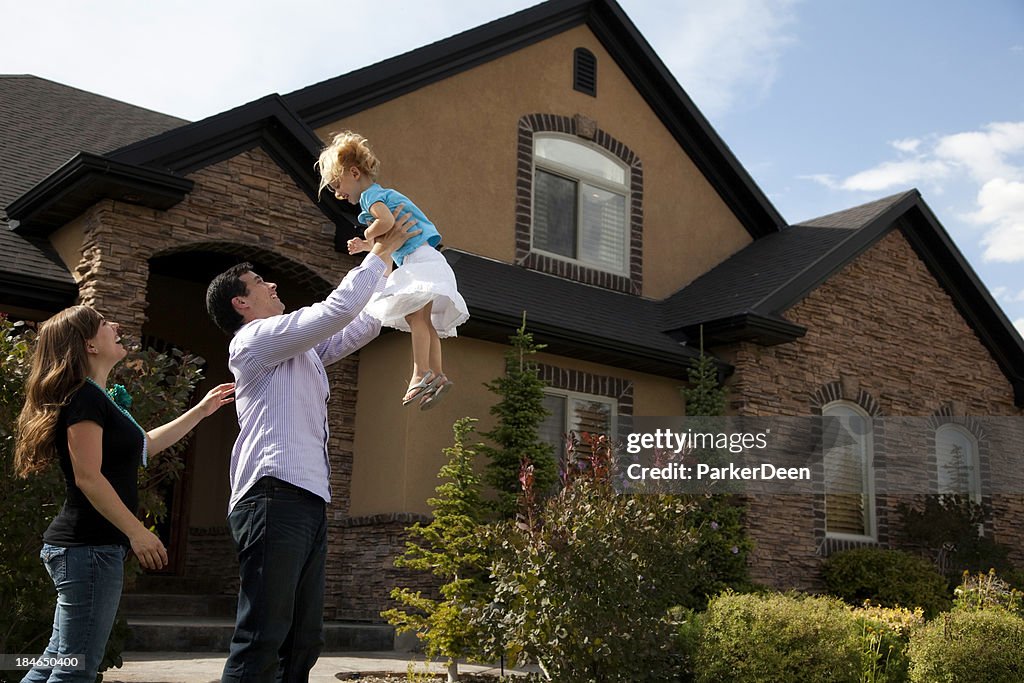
[809,382,888,556]
[537,363,634,439]
[927,407,992,534]
[515,113,643,294]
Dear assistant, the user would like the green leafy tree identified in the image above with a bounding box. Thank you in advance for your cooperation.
[383,418,495,682]
[0,315,205,682]
[480,313,555,519]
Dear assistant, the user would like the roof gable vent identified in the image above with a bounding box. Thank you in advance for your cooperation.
[573,48,597,97]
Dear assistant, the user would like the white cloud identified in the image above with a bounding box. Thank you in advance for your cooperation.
[934,122,1024,183]
[972,179,1024,262]
[808,121,1024,263]
[890,138,922,153]
[1015,318,1024,339]
[641,0,801,117]
[838,159,951,192]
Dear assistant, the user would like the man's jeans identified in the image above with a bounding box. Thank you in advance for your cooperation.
[22,544,127,683]
[221,477,327,683]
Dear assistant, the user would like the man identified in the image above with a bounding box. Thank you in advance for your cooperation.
[205,213,418,683]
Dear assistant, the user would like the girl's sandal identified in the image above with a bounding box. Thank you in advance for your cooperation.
[402,371,437,406]
[419,376,453,411]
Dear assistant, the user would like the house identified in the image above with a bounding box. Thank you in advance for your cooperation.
[3,0,1022,640]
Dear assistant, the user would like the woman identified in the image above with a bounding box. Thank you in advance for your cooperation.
[14,305,235,682]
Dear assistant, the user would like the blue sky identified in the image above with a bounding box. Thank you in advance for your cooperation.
[3,0,1022,336]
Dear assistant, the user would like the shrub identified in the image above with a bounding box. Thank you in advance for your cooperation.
[898,494,1013,584]
[823,548,950,618]
[482,437,701,682]
[696,591,863,682]
[908,608,1024,682]
[0,320,63,682]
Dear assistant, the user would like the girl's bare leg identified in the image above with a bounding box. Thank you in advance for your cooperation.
[405,306,432,392]
[423,301,443,377]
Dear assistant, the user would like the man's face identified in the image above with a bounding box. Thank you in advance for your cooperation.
[234,271,284,321]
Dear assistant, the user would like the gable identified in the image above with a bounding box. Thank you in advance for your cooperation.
[311,24,752,299]
[785,229,1021,414]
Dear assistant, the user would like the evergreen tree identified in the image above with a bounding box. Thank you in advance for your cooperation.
[679,327,752,602]
[480,313,556,519]
[680,328,727,417]
[383,418,492,681]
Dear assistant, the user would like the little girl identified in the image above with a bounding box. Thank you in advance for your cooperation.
[318,131,469,409]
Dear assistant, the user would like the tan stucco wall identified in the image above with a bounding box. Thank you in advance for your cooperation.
[349,334,687,517]
[316,25,751,299]
[49,217,87,278]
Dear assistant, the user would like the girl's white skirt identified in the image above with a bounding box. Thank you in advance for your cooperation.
[364,245,470,338]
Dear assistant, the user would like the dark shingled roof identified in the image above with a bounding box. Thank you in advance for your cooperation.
[0,76,187,309]
[660,192,915,334]
[0,75,187,218]
[447,249,705,379]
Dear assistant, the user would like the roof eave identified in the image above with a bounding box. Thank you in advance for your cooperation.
[0,271,78,313]
[462,303,724,381]
[6,152,194,237]
[669,313,807,347]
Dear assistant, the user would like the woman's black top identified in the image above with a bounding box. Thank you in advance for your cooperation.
[43,381,144,547]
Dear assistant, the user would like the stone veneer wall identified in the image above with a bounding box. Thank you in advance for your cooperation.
[720,228,1024,590]
[70,147,374,614]
[331,514,441,622]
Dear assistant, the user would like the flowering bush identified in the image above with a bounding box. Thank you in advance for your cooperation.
[853,603,924,683]
[954,569,1024,617]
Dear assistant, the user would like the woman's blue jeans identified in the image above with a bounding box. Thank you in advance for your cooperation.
[21,543,127,683]
[221,477,327,683]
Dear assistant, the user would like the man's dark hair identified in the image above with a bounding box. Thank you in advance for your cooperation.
[206,262,253,334]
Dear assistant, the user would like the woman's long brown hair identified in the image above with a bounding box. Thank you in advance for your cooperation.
[14,305,102,477]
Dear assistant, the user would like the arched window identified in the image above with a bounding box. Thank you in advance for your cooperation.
[532,134,629,275]
[822,402,875,540]
[935,424,980,503]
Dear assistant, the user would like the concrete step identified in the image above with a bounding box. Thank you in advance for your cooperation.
[121,593,238,619]
[125,617,395,653]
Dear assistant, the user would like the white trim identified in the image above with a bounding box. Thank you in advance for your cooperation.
[822,401,877,541]
[541,387,619,447]
[531,133,630,276]
[934,423,982,504]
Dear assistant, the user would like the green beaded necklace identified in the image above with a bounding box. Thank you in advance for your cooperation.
[85,377,149,466]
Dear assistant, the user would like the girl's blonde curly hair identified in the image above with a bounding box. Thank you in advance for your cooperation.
[317,131,381,197]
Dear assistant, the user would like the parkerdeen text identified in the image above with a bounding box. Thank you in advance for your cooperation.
[626,462,811,482]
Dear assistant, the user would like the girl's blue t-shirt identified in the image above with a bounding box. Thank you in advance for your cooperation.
[359,183,441,266]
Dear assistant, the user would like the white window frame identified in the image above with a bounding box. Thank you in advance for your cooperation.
[934,424,981,504]
[822,401,877,542]
[531,133,630,276]
[540,388,619,457]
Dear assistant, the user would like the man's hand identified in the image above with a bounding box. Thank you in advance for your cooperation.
[370,204,421,262]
